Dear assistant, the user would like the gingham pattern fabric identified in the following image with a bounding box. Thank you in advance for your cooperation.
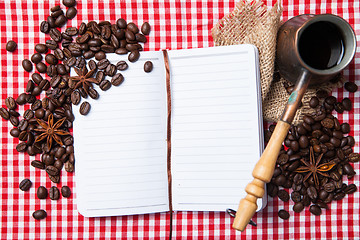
[0,0,359,239]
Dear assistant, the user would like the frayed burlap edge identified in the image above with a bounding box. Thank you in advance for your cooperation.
[212,0,282,104]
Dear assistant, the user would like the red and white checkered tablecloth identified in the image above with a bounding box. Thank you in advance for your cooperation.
[0,0,359,239]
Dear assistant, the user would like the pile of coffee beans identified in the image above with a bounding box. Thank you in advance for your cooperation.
[266,85,358,219]
[2,0,153,220]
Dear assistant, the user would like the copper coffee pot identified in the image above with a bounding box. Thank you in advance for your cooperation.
[232,14,356,231]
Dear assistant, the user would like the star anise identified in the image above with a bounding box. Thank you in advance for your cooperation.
[34,114,70,149]
[295,146,336,187]
[69,66,99,95]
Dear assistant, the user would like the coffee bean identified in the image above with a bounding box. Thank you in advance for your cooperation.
[340,98,352,111]
[343,163,355,176]
[79,101,91,115]
[116,18,127,29]
[115,48,128,55]
[340,123,350,134]
[334,102,344,113]
[125,29,135,40]
[55,147,66,159]
[36,62,47,73]
[347,136,355,147]
[344,184,357,194]
[51,9,64,18]
[348,152,360,163]
[309,205,321,216]
[31,86,42,96]
[57,64,68,75]
[97,59,110,70]
[144,61,153,73]
[0,107,10,120]
[45,54,58,65]
[128,50,140,62]
[50,28,62,42]
[63,0,76,7]
[141,22,151,35]
[49,186,60,200]
[70,91,81,105]
[6,40,17,52]
[61,186,71,198]
[309,96,319,108]
[278,209,290,220]
[101,44,115,53]
[31,159,45,170]
[111,73,124,86]
[291,191,302,202]
[31,73,43,85]
[307,186,318,200]
[115,61,128,71]
[34,43,47,54]
[47,15,56,28]
[344,82,358,92]
[46,165,60,176]
[127,22,139,34]
[277,189,290,202]
[4,97,16,111]
[293,202,304,213]
[66,7,77,19]
[99,80,111,91]
[19,178,32,191]
[95,51,106,60]
[105,64,117,76]
[40,20,50,33]
[33,210,47,220]
[65,161,74,172]
[37,186,48,200]
[54,160,63,170]
[22,59,33,72]
[30,53,42,65]
[10,128,20,138]
[55,14,67,27]
[87,87,99,99]
[333,192,346,200]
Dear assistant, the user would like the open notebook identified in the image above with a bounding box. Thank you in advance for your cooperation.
[72,44,265,217]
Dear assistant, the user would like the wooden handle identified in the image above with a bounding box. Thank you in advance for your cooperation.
[232,120,291,231]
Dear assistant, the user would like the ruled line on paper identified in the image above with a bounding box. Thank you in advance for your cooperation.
[86,204,168,211]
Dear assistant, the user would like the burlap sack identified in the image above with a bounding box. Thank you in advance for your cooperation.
[212,0,343,125]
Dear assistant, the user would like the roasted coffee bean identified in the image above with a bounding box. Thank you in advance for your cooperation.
[49,186,60,200]
[82,50,94,59]
[287,160,300,172]
[347,135,355,147]
[321,118,334,129]
[79,101,91,115]
[22,59,33,72]
[341,98,352,111]
[51,9,64,18]
[333,192,346,200]
[309,205,321,216]
[55,147,66,159]
[19,178,32,191]
[97,59,110,70]
[66,7,77,19]
[125,43,141,51]
[293,202,304,213]
[45,40,57,51]
[63,48,72,59]
[36,62,47,73]
[49,174,60,184]
[116,18,127,29]
[78,22,86,35]
[50,5,61,12]
[144,61,153,73]
[318,190,329,201]
[334,102,344,113]
[17,119,28,132]
[95,51,106,60]
[344,82,358,92]
[34,43,47,54]
[50,28,62,42]
[23,109,34,121]
[343,163,355,176]
[32,73,43,85]
[26,80,36,93]
[128,50,140,62]
[26,94,36,104]
[5,97,16,110]
[70,91,81,105]
[101,25,112,39]
[31,53,43,64]
[16,142,27,152]
[291,191,302,202]
[6,40,17,52]
[31,159,45,169]
[33,210,47,220]
[42,153,55,166]
[76,33,91,44]
[344,184,357,194]
[37,186,48,199]
[316,90,328,99]
[325,95,336,105]
[63,0,76,7]
[307,186,318,200]
[293,173,303,185]
[40,20,50,33]
[141,22,151,35]
[53,160,63,170]
[278,209,290,220]
[61,186,71,198]
[309,96,319,108]
[101,44,115,53]
[115,48,128,55]
[65,161,74,172]
[105,64,117,76]
[110,34,120,48]
[99,80,111,91]
[348,153,360,163]
[46,165,60,176]
[127,22,139,34]
[277,189,290,202]
[0,107,10,120]
[274,174,286,186]
[87,87,99,99]
[45,54,57,65]
[10,128,20,137]
[57,64,68,75]
[116,60,128,71]
[31,86,42,96]
[47,15,56,28]
[88,60,97,71]
[62,135,73,146]
[55,14,67,27]
[340,123,350,134]
[111,73,124,86]
[18,131,28,141]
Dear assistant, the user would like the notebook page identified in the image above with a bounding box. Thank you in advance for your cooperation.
[73,51,169,217]
[168,45,264,212]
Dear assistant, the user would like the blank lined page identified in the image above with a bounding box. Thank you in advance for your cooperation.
[168,45,265,211]
[73,51,169,217]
